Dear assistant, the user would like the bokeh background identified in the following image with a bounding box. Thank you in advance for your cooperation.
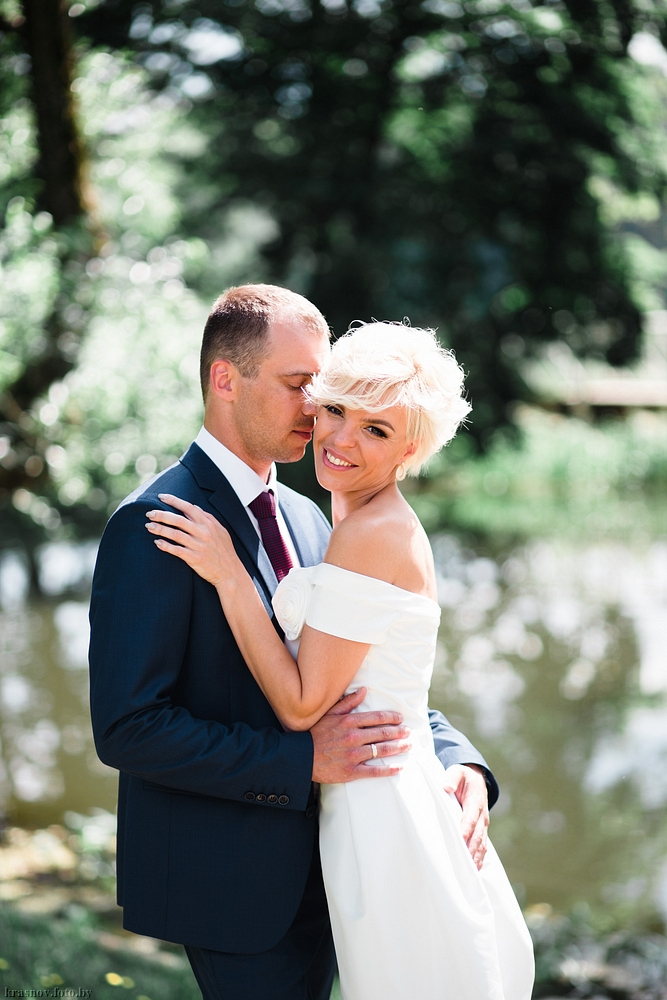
[1,0,667,996]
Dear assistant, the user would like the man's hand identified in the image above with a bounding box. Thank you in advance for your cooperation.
[311,689,411,784]
[442,763,489,870]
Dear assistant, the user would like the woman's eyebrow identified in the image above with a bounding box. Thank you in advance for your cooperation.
[366,418,395,431]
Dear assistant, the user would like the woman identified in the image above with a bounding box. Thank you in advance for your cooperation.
[145,322,535,1000]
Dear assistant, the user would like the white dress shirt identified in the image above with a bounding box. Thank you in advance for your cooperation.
[194,426,301,569]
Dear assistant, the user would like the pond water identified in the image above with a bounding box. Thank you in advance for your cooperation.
[1,533,666,929]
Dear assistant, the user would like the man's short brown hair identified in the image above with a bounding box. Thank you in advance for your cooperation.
[200,284,330,399]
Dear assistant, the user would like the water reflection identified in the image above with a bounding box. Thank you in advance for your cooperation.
[0,536,666,929]
[0,545,117,828]
[0,551,30,609]
[430,534,667,928]
[38,542,98,598]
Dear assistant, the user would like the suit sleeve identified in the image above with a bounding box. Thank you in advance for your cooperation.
[428,708,500,808]
[89,499,314,812]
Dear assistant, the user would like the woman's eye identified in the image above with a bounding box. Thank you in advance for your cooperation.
[366,426,386,438]
[325,404,343,417]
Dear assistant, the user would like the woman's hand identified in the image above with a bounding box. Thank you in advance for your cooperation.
[145,494,240,589]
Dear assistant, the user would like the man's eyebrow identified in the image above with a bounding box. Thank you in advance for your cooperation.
[279,370,317,378]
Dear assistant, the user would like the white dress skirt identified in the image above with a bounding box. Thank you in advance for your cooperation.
[273,563,535,1000]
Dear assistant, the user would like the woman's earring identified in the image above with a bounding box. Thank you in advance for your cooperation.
[396,463,406,482]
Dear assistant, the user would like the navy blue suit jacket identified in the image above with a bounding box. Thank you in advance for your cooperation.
[89,442,497,954]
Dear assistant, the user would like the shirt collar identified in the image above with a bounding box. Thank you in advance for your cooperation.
[194,426,278,508]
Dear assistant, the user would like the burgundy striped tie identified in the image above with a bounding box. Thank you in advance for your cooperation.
[248,490,294,582]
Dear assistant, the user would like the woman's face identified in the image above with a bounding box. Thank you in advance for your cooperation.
[313,401,416,494]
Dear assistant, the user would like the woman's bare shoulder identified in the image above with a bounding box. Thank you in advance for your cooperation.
[324,499,422,586]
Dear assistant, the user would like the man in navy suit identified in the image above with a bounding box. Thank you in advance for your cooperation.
[89,284,498,1000]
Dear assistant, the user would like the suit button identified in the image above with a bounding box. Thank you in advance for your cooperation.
[305,805,317,819]
[244,791,255,801]
[267,794,278,803]
[278,795,289,805]
[256,793,266,802]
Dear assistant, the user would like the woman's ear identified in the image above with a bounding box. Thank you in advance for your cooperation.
[402,440,418,462]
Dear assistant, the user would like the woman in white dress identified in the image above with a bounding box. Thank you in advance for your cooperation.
[146,322,535,1000]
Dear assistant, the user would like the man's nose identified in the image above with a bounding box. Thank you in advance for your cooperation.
[301,397,317,417]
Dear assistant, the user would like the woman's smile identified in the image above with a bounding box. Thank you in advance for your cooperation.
[314,401,415,504]
[322,447,358,470]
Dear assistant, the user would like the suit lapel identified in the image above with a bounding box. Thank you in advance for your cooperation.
[278,489,320,568]
[208,480,279,599]
[180,444,278,611]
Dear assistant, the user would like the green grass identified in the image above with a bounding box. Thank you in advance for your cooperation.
[0,905,200,1000]
[4,901,667,999]
[0,904,343,1000]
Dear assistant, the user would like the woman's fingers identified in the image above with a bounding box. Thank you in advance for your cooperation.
[152,531,215,580]
[158,493,205,521]
[146,521,199,547]
[146,509,199,534]
[153,537,197,562]
[148,499,228,548]
[146,497,237,587]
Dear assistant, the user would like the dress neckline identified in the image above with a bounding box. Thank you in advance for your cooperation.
[306,562,441,612]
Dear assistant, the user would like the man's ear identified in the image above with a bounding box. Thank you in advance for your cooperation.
[209,359,238,401]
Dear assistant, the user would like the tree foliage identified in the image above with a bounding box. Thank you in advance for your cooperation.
[1,0,667,555]
[82,0,667,442]
[0,42,212,550]
[0,0,94,511]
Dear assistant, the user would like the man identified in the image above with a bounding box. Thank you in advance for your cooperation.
[89,284,498,1000]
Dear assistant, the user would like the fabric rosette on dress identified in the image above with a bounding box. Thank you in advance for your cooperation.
[271,566,315,640]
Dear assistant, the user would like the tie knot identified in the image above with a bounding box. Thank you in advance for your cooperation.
[249,489,276,521]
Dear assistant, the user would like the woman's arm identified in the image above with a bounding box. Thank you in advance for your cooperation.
[90,496,314,809]
[146,494,370,731]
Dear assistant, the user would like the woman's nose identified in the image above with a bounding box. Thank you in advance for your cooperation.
[332,422,356,449]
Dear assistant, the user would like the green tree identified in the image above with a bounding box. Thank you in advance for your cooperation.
[81,0,667,445]
[0,0,95,514]
[2,0,667,558]
[0,31,271,559]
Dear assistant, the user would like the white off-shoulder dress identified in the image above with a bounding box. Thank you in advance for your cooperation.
[273,563,534,1000]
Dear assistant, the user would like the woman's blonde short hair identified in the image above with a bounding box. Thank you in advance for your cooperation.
[308,321,471,475]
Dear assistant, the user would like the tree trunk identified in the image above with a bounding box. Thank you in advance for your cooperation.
[0,0,93,500]
[22,0,86,225]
